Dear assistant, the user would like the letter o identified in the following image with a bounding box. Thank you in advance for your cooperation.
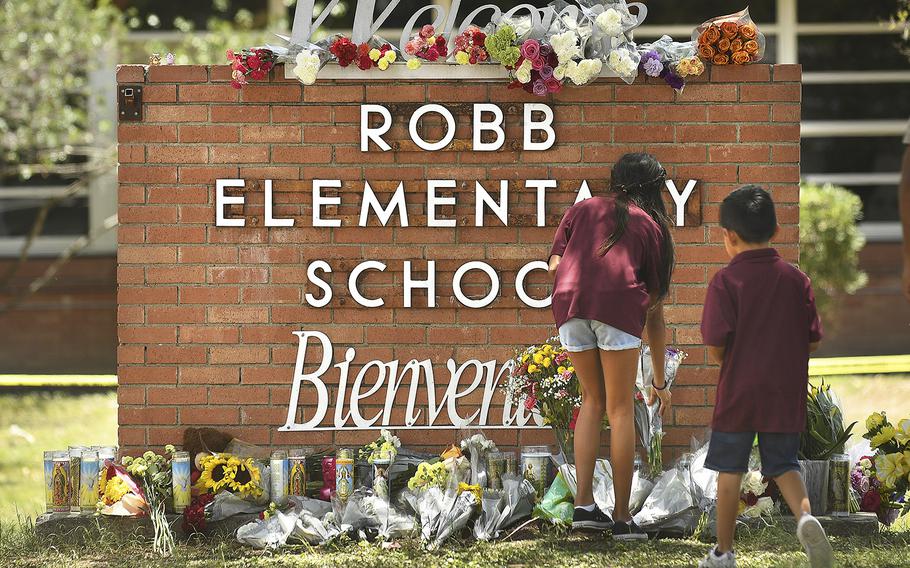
[516,261,552,308]
[453,261,500,309]
[409,104,456,151]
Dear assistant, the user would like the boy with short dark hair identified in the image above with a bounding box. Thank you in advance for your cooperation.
[698,185,833,568]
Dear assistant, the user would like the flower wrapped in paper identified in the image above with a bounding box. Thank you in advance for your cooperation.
[693,7,766,65]
[97,460,146,516]
[634,346,686,478]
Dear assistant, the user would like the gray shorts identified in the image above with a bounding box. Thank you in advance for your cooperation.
[557,318,641,352]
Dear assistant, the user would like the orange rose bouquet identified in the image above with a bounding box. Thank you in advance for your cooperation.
[693,7,765,65]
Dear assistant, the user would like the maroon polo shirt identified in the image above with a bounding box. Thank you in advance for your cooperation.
[549,196,665,339]
[701,248,823,433]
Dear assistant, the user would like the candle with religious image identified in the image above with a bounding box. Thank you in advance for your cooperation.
[43,451,56,513]
[171,451,191,513]
[79,449,100,513]
[288,448,310,497]
[51,451,70,512]
[335,448,354,502]
[270,450,289,505]
[520,446,550,500]
[68,447,84,513]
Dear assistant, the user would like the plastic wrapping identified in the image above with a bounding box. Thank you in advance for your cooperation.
[236,496,338,549]
[556,460,654,517]
[533,471,575,525]
[460,432,498,489]
[635,346,686,478]
[605,40,640,84]
[692,8,766,65]
[576,0,638,59]
[474,474,536,540]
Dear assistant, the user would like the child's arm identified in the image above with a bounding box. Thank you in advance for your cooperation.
[646,297,672,416]
[547,254,561,279]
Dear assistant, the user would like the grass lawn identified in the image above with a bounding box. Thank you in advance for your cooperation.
[0,391,117,523]
[1,521,909,567]
[0,376,908,566]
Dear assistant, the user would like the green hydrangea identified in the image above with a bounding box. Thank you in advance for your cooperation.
[485,25,521,67]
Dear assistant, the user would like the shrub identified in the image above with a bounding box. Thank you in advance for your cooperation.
[798,182,868,318]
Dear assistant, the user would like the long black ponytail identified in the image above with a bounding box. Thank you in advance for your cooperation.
[598,152,675,302]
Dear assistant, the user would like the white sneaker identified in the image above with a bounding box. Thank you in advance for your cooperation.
[797,514,833,568]
[698,547,736,568]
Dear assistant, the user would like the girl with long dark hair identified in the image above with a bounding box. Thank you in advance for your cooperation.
[548,152,675,539]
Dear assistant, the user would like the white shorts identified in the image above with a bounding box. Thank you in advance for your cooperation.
[558,318,641,352]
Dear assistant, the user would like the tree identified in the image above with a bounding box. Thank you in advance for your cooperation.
[799,182,869,319]
[0,0,123,177]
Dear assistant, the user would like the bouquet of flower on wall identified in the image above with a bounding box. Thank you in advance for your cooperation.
[861,411,910,524]
[329,35,398,71]
[693,7,765,65]
[226,48,277,88]
[637,36,705,93]
[505,337,582,430]
[404,24,449,69]
[452,26,489,65]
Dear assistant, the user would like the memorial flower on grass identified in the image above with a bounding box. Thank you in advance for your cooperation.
[360,428,401,463]
[861,410,910,525]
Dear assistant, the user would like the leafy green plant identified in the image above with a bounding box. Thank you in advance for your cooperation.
[0,0,123,175]
[798,182,868,319]
[799,380,857,461]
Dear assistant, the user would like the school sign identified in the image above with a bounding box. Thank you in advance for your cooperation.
[115,46,801,454]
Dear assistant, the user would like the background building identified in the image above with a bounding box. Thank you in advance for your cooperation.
[0,0,907,373]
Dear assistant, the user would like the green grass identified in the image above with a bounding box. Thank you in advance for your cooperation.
[0,376,908,566]
[0,521,909,567]
[0,391,117,523]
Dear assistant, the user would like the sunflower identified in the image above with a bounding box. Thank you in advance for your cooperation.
[196,454,231,493]
[225,456,263,497]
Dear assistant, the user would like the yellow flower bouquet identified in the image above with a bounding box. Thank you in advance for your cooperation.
[862,410,910,523]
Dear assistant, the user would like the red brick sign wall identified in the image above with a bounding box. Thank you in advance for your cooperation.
[115,63,801,457]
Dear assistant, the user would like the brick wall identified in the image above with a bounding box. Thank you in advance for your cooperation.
[116,63,802,457]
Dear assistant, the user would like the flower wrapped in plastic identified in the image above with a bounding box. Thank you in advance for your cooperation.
[693,7,766,65]
[606,41,640,84]
[460,432,498,488]
[236,496,341,548]
[637,35,700,92]
[404,24,448,69]
[360,429,401,464]
[634,346,686,479]
[578,0,639,53]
